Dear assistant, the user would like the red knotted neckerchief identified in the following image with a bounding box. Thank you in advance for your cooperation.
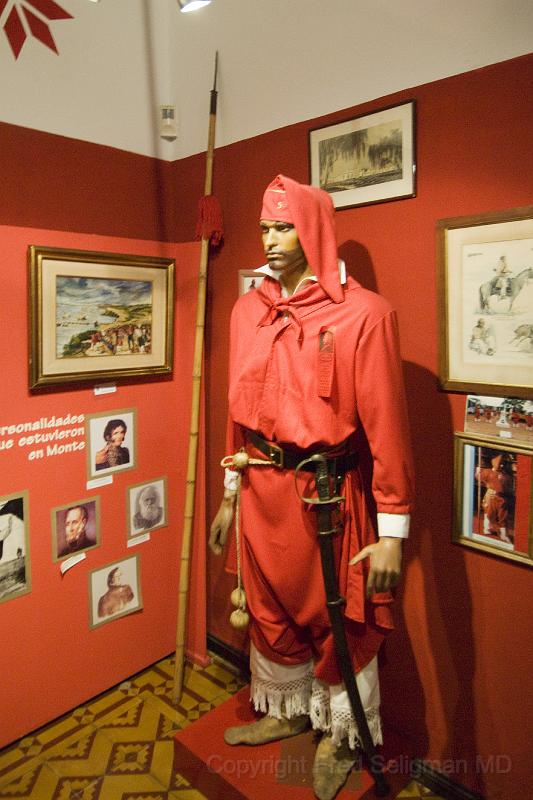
[256,276,332,342]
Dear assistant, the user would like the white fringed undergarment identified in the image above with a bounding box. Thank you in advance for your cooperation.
[250,644,382,749]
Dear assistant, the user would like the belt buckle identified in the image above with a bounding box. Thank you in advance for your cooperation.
[268,442,284,469]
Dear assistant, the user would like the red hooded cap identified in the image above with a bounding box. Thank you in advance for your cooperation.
[260,174,344,303]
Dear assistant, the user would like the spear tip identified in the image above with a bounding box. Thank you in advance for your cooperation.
[212,51,219,92]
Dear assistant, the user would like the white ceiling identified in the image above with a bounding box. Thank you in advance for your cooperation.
[1,0,532,160]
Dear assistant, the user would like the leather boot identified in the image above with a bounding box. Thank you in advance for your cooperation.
[312,734,358,800]
[224,714,309,745]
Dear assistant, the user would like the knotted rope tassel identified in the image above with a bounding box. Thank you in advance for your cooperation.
[220,448,274,629]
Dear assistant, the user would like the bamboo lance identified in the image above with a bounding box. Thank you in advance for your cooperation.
[173,53,219,703]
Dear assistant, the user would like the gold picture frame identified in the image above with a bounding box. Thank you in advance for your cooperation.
[453,432,533,567]
[437,206,533,397]
[28,246,175,390]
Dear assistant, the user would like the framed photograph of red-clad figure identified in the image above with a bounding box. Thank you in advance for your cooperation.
[437,206,533,398]
[453,432,533,567]
[28,245,175,390]
[309,101,416,209]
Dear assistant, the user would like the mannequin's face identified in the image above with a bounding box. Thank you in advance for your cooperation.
[259,220,307,274]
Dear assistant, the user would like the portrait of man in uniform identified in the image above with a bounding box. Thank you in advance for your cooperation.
[86,408,136,480]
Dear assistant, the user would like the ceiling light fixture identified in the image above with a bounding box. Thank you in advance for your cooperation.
[178,0,212,12]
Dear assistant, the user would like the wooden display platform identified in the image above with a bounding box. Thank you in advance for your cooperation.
[174,687,411,799]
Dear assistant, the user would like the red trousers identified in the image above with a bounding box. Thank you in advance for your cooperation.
[238,444,393,685]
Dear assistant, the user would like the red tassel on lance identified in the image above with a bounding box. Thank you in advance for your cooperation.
[195,195,224,246]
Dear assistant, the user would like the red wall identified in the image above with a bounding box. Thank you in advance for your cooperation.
[0,227,205,748]
[188,55,533,799]
[0,113,210,746]
[0,122,177,242]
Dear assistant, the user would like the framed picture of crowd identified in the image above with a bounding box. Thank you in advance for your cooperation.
[453,432,533,567]
[437,206,533,398]
[464,395,533,449]
[28,245,175,390]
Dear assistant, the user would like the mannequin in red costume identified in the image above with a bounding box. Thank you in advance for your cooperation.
[475,455,513,543]
[210,175,414,800]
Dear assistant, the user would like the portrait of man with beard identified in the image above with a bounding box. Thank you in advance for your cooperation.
[129,480,166,535]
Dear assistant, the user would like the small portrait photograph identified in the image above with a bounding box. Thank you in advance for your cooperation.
[89,554,142,628]
[85,408,136,480]
[453,433,533,567]
[127,477,167,537]
[0,491,31,605]
[238,270,265,296]
[52,497,100,561]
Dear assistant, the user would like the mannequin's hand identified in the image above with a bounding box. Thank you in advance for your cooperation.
[208,494,236,555]
[349,537,402,597]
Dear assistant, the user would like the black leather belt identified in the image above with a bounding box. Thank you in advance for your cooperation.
[246,430,358,474]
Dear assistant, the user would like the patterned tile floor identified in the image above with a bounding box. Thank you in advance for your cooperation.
[0,654,444,799]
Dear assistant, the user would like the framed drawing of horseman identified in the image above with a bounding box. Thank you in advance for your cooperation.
[437,206,533,398]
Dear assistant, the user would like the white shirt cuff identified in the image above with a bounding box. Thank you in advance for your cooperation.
[377,513,410,538]
[224,467,240,492]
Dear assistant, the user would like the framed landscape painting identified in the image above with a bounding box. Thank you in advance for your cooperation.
[309,101,416,209]
[28,246,175,389]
